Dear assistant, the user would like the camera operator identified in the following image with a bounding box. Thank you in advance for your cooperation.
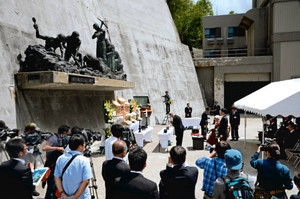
[250,142,293,199]
[195,141,231,198]
[105,124,123,160]
[22,123,41,196]
[162,91,171,114]
[42,125,70,199]
[0,120,8,130]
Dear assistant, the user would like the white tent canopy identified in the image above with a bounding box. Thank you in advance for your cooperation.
[234,78,300,117]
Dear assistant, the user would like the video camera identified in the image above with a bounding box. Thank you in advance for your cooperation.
[24,130,52,146]
[71,127,102,157]
[260,144,268,151]
[121,126,136,149]
[0,128,19,141]
[83,129,102,145]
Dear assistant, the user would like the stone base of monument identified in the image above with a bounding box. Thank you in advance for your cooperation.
[16,71,134,91]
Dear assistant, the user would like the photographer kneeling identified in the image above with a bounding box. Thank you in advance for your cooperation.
[42,125,70,199]
[250,142,293,199]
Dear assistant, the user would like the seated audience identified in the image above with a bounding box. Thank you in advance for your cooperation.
[112,147,159,199]
[102,140,130,199]
[0,139,34,199]
[159,146,198,199]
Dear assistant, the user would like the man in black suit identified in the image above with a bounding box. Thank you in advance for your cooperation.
[229,107,240,141]
[219,108,228,141]
[284,122,298,149]
[0,139,34,199]
[170,113,185,146]
[185,103,192,118]
[112,147,159,199]
[200,107,210,137]
[102,140,130,199]
[159,146,198,199]
[213,101,221,116]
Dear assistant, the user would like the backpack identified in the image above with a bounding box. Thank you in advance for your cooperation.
[222,176,255,199]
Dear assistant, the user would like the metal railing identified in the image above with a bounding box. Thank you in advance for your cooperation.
[192,48,272,59]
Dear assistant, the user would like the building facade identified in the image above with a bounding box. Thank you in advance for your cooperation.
[196,0,300,109]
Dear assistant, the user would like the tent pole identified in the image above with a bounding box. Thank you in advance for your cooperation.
[262,116,265,159]
[244,111,247,157]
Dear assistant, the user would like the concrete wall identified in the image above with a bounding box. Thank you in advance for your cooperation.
[0,0,205,130]
[16,90,114,132]
[273,1,300,33]
[244,7,269,54]
[196,67,214,108]
[280,41,300,80]
[271,0,300,81]
[195,56,273,107]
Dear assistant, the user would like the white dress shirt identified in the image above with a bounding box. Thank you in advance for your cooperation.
[105,136,118,160]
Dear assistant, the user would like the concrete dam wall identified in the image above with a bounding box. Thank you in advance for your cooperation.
[0,0,205,132]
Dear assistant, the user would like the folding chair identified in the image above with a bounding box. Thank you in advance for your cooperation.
[286,139,300,162]
[294,154,300,168]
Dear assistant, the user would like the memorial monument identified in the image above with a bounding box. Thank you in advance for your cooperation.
[0,0,204,132]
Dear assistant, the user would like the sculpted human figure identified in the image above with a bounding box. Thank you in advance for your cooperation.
[64,31,81,63]
[32,17,65,57]
[92,23,107,61]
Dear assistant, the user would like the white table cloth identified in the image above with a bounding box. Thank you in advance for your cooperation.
[129,122,139,132]
[133,126,153,147]
[157,127,174,148]
[181,117,201,128]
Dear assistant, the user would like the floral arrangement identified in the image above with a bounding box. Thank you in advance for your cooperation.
[130,99,138,113]
[103,100,116,123]
[104,125,112,138]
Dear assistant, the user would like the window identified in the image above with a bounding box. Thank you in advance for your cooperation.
[133,96,149,107]
[205,49,221,58]
[228,27,245,37]
[205,28,221,38]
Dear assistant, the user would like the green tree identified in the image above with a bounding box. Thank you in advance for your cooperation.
[167,0,213,49]
[229,11,236,14]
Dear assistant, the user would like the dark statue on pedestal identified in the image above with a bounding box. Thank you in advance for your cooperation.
[92,23,106,61]
[64,31,81,63]
[32,17,65,58]
[18,17,127,81]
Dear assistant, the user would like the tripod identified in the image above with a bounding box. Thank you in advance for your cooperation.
[0,141,9,161]
[162,114,170,125]
[84,147,99,199]
[30,145,45,168]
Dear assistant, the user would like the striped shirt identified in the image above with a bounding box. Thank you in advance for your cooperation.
[196,157,228,196]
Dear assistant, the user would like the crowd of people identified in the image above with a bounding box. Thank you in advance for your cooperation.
[1,107,300,199]
[261,115,300,159]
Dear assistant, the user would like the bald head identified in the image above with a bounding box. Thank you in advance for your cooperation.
[112,140,128,157]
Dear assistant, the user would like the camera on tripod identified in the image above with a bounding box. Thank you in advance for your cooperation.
[71,127,102,157]
[84,129,102,145]
[24,130,52,147]
[0,128,19,141]
[121,126,136,150]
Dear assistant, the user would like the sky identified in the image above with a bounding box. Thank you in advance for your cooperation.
[195,0,252,15]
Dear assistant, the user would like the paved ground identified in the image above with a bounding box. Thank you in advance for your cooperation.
[2,116,299,198]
